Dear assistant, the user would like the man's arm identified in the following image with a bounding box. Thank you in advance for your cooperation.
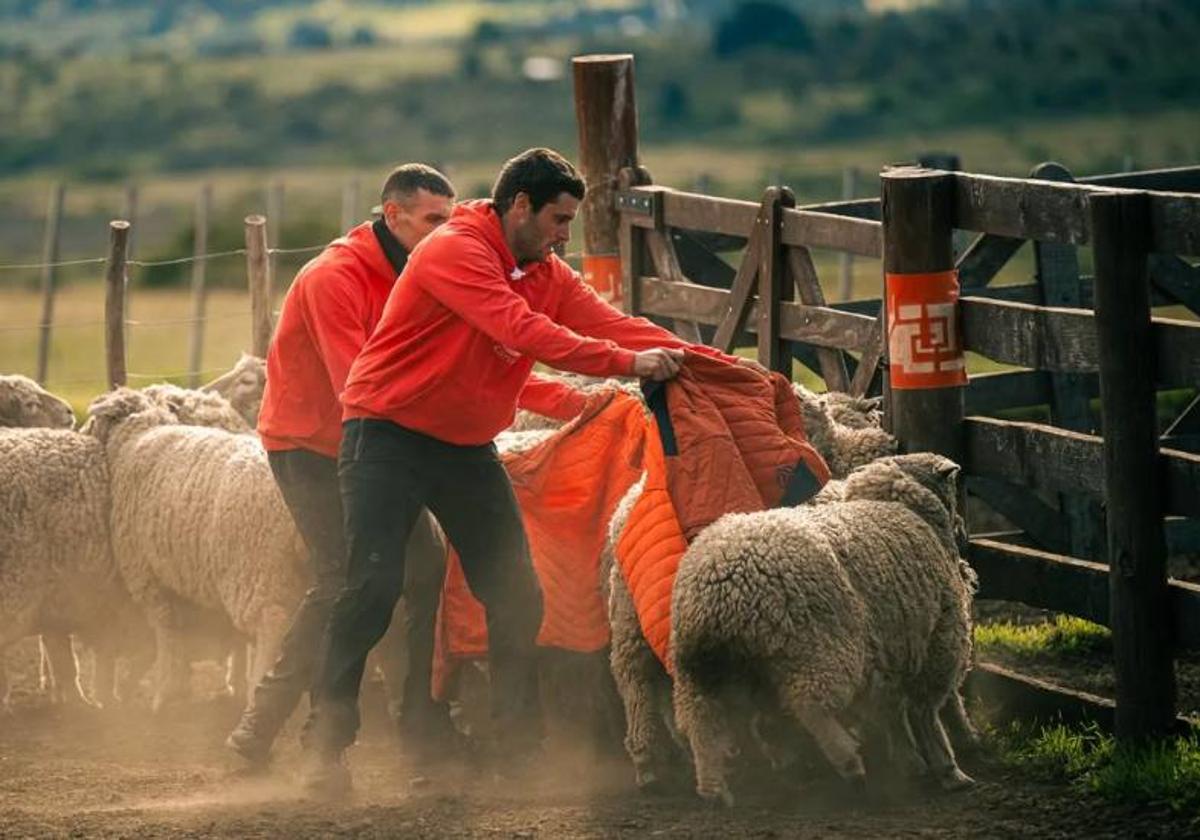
[553,267,761,370]
[517,372,587,422]
[305,273,372,397]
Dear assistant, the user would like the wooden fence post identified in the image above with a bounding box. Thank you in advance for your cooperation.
[1090,189,1175,743]
[187,183,212,386]
[838,166,857,301]
[104,220,130,389]
[573,53,639,310]
[341,177,360,233]
[35,182,64,385]
[122,183,139,259]
[245,215,272,358]
[757,187,791,374]
[880,166,963,462]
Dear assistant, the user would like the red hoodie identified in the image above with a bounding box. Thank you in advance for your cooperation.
[259,219,583,457]
[342,200,731,445]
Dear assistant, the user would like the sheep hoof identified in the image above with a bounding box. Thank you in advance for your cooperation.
[697,786,734,808]
[939,768,975,792]
[634,768,665,794]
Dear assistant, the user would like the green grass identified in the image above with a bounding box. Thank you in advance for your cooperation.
[975,616,1112,661]
[994,722,1200,813]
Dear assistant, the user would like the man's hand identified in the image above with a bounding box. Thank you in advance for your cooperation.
[735,356,769,375]
[632,348,685,381]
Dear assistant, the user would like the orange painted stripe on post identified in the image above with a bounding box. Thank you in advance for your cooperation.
[582,253,622,304]
[886,269,967,390]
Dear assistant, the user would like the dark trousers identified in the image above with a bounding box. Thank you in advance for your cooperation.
[243,448,446,744]
[305,419,544,754]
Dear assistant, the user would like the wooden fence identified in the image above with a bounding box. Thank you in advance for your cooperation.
[611,162,1200,743]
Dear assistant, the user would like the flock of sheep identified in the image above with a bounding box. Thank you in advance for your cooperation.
[1,358,979,806]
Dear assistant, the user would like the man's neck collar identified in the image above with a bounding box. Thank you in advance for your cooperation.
[372,218,409,275]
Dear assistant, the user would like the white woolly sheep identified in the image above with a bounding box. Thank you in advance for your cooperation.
[606,385,897,790]
[83,388,308,712]
[0,426,146,712]
[670,454,975,805]
[0,374,75,429]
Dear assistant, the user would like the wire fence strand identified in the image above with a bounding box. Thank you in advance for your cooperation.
[0,257,108,271]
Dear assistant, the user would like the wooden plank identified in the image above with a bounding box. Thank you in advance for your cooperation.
[1162,446,1200,522]
[961,297,1099,373]
[969,538,1200,651]
[644,228,702,343]
[954,172,1093,244]
[1148,254,1200,314]
[1081,165,1200,193]
[1156,318,1200,389]
[795,197,881,221]
[957,232,1025,290]
[788,246,850,391]
[1148,191,1200,257]
[965,475,1069,554]
[1164,394,1200,439]
[848,311,884,398]
[636,277,877,350]
[964,416,1104,500]
[967,369,1052,415]
[709,191,774,351]
[617,167,648,315]
[758,188,789,373]
[104,221,131,390]
[634,189,883,257]
[965,662,1117,732]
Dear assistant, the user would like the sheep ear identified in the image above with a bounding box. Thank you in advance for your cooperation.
[936,461,961,480]
[864,396,883,410]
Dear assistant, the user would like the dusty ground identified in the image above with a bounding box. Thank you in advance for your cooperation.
[2,642,1198,839]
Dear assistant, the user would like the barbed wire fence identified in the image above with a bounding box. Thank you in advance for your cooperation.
[1,193,585,397]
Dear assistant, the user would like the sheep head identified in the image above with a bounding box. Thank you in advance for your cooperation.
[841,453,964,554]
[0,374,75,429]
[142,383,250,433]
[202,353,265,429]
[82,387,175,445]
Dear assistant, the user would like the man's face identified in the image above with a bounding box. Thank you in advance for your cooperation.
[511,191,579,265]
[384,188,454,251]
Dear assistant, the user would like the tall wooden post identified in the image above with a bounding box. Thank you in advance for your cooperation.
[880,167,963,462]
[1091,189,1174,743]
[573,54,639,310]
[104,221,130,390]
[758,187,792,374]
[36,182,65,385]
[187,183,212,387]
[122,184,139,259]
[245,215,272,358]
[341,177,360,233]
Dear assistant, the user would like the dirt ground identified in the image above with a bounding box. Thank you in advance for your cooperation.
[2,644,1197,839]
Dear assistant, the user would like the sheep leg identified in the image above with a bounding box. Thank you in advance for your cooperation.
[909,700,973,790]
[876,697,927,778]
[785,696,866,788]
[38,635,57,700]
[225,642,249,700]
[609,574,679,790]
[249,605,291,697]
[41,633,91,707]
[148,601,189,713]
[673,674,735,807]
[940,689,980,754]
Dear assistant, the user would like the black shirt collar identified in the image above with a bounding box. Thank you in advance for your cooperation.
[372,218,410,275]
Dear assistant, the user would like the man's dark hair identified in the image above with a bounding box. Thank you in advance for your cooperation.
[491,148,585,215]
[380,163,455,205]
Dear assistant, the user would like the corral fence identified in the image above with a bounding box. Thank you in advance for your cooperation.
[573,55,1200,744]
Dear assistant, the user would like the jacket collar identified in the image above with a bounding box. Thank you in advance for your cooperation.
[371,218,410,276]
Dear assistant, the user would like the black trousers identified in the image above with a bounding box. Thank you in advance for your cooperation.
[243,448,446,744]
[305,419,544,754]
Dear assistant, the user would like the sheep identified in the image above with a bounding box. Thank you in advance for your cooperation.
[83,388,308,712]
[0,426,145,712]
[201,352,266,429]
[606,386,897,791]
[0,374,75,429]
[509,372,641,432]
[670,454,975,805]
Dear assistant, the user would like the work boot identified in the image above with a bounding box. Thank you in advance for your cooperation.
[225,715,273,767]
[299,748,353,800]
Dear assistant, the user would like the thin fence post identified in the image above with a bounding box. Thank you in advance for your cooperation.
[758,187,791,375]
[104,220,130,390]
[266,180,283,302]
[573,53,640,311]
[341,177,360,233]
[187,183,212,387]
[838,166,857,301]
[1091,189,1175,743]
[880,166,964,462]
[36,182,65,385]
[122,183,139,260]
[245,215,272,358]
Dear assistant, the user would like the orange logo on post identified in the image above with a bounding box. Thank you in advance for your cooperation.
[583,254,622,305]
[886,270,966,390]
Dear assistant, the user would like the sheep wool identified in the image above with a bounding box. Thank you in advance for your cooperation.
[670,454,975,805]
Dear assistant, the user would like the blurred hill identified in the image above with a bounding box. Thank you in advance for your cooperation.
[1,0,1197,180]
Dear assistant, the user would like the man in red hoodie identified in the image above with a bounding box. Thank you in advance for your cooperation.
[225,164,460,769]
[300,148,758,795]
